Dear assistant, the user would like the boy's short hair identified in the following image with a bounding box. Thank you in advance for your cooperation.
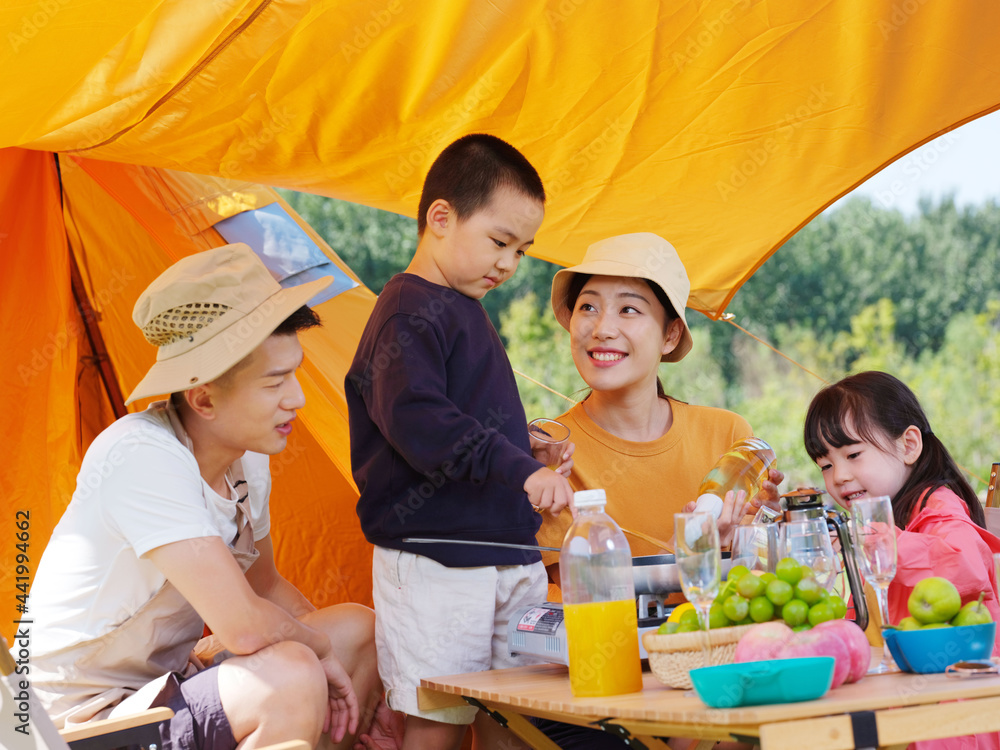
[417,133,545,236]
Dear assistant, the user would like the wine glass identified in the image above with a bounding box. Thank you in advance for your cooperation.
[850,495,898,674]
[780,518,838,591]
[674,512,722,668]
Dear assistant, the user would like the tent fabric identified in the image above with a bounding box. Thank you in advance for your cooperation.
[3,1,999,315]
[0,152,378,629]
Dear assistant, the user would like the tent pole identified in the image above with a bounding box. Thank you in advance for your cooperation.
[54,154,128,418]
[67,251,128,418]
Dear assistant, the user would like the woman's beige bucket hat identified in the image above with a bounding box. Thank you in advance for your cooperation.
[550,232,693,362]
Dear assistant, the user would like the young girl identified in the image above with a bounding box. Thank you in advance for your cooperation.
[804,371,1000,642]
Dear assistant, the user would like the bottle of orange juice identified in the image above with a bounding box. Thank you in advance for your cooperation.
[560,489,643,697]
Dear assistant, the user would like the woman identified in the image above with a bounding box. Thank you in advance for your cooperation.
[533,233,783,750]
[536,232,784,573]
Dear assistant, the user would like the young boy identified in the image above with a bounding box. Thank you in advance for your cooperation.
[346,134,574,750]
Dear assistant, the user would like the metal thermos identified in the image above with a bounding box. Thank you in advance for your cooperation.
[780,489,869,631]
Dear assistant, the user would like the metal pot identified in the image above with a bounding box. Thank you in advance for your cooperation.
[632,553,734,596]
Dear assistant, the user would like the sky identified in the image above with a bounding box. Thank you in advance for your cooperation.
[827,108,1000,216]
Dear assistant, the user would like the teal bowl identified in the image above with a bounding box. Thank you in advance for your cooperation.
[884,622,996,674]
[689,657,835,708]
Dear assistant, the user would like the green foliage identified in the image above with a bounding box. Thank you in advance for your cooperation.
[282,188,1000,500]
[279,189,562,337]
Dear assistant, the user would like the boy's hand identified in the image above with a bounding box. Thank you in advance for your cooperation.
[530,437,575,476]
[524,468,576,517]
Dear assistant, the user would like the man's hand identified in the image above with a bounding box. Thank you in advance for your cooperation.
[354,698,405,750]
[319,652,361,743]
[524,467,575,517]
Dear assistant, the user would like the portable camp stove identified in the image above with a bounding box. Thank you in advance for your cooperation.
[507,594,674,665]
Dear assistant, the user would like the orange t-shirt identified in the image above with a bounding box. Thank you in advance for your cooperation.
[535,397,752,566]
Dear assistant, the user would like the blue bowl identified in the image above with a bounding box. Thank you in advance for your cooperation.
[884,622,996,674]
[689,657,835,708]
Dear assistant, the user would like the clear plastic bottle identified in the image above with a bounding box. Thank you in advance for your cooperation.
[560,489,643,697]
[694,437,777,519]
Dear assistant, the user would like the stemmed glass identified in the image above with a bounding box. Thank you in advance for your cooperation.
[850,495,898,674]
[674,512,722,668]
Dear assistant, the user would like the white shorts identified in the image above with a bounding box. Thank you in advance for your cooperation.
[372,546,547,724]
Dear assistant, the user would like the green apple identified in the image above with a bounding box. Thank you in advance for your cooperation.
[951,593,993,627]
[922,622,951,629]
[908,576,962,624]
[897,616,923,631]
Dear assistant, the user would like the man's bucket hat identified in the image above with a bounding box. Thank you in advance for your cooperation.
[550,232,693,363]
[125,243,331,404]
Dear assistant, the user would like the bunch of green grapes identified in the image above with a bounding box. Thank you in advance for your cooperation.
[658,558,847,634]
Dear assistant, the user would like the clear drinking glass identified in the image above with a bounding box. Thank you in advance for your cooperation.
[527,418,571,470]
[780,518,838,591]
[731,523,770,574]
[850,495,898,674]
[674,512,722,668]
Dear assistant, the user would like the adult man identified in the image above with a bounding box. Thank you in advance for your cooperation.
[26,244,392,749]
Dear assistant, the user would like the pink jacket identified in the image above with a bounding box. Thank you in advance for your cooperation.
[886,486,1000,750]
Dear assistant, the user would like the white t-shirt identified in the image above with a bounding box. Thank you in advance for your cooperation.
[29,403,271,656]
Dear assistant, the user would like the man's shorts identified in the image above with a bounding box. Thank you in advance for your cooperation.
[372,546,547,724]
[151,666,236,750]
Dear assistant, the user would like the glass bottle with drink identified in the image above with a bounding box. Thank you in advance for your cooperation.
[560,489,643,697]
[694,437,777,524]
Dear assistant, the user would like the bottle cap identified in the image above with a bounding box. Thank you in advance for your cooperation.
[693,493,724,518]
[574,489,607,508]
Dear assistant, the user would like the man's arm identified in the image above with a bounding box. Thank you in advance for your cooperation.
[147,535,329,657]
[243,535,316,617]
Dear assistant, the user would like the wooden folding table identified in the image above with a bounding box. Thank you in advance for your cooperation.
[420,661,1000,749]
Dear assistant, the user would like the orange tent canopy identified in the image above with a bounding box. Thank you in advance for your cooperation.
[3,0,999,315]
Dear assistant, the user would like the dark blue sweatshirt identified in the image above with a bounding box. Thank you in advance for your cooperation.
[346,274,544,566]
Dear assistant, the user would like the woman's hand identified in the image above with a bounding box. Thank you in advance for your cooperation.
[750,468,785,511]
[681,490,752,549]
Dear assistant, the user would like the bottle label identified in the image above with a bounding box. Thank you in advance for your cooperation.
[515,606,564,635]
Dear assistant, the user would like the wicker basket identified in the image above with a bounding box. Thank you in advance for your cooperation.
[642,624,756,689]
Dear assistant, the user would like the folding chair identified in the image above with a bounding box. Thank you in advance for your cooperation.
[3,636,309,750]
[986,462,1000,509]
